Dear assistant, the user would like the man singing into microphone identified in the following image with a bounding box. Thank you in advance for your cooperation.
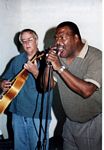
[44,21,102,150]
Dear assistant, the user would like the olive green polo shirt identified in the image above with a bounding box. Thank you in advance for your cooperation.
[55,41,102,122]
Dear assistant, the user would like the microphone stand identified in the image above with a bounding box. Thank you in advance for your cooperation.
[37,92,45,150]
[43,64,53,150]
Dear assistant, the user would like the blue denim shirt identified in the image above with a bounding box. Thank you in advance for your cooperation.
[2,52,53,119]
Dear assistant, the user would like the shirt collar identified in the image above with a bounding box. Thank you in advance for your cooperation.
[78,39,88,59]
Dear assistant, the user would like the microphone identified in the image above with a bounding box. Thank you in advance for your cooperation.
[46,45,64,66]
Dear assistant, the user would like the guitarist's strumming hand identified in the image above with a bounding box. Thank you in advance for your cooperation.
[24,60,39,79]
[0,80,11,93]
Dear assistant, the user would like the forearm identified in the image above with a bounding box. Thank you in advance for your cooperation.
[43,65,55,91]
[32,69,39,79]
[57,68,97,98]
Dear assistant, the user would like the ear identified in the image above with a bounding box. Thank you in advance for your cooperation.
[74,34,79,42]
[36,39,38,46]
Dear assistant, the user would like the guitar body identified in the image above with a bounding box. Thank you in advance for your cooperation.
[0,70,28,113]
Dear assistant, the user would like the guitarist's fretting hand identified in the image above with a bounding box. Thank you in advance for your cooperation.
[0,80,11,92]
[24,60,39,79]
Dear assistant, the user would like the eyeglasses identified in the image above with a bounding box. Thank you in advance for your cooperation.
[21,37,35,45]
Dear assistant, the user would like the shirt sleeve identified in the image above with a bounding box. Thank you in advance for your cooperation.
[1,58,15,80]
[83,53,102,88]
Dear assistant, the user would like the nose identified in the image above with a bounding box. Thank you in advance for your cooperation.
[23,41,31,48]
[56,38,64,48]
[25,42,30,46]
[56,38,61,45]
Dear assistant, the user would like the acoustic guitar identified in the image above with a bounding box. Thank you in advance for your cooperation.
[0,51,44,113]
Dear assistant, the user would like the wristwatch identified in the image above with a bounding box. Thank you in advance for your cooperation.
[58,65,66,73]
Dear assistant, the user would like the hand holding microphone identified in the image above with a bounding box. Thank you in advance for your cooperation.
[46,46,58,66]
[46,45,64,71]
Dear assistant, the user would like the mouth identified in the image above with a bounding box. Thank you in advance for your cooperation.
[57,45,65,56]
[26,47,31,49]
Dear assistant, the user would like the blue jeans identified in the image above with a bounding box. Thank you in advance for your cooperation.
[12,113,50,150]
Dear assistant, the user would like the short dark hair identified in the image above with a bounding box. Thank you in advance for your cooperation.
[57,21,81,40]
[19,29,38,43]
